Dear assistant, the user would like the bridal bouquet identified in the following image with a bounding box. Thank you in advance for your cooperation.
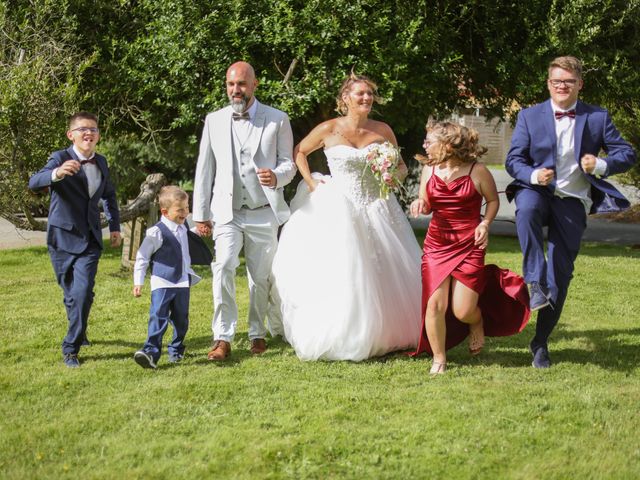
[365,141,402,199]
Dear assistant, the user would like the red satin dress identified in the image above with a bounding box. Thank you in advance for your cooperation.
[413,163,530,356]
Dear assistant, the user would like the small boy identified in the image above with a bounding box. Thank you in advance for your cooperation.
[133,186,201,369]
[28,112,121,368]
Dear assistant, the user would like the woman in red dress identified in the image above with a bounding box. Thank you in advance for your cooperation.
[410,122,530,375]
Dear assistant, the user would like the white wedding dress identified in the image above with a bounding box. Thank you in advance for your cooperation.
[271,144,422,361]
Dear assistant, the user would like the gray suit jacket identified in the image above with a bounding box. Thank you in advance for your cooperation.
[192,100,296,225]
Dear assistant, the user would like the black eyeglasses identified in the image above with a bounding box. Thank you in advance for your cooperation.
[548,79,578,88]
[72,127,100,134]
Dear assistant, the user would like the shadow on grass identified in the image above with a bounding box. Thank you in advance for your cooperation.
[182,334,292,367]
[82,351,134,362]
[436,322,640,372]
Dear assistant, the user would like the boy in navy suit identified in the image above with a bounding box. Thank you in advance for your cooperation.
[29,112,121,368]
[506,56,636,368]
[133,186,201,369]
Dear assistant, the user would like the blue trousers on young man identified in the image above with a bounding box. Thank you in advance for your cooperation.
[514,188,587,351]
[48,241,102,355]
[143,287,190,362]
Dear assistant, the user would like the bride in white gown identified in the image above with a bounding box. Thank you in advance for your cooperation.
[271,74,422,361]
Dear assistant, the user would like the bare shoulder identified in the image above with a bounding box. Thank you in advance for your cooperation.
[368,120,397,144]
[472,162,493,178]
[298,119,337,153]
[304,119,338,142]
[313,119,339,135]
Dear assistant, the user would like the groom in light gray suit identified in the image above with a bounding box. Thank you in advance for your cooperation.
[192,61,296,361]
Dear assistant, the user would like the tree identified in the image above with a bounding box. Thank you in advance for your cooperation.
[0,0,88,226]
[2,0,638,232]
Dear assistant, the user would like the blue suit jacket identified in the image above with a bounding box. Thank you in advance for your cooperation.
[505,99,636,214]
[28,147,120,254]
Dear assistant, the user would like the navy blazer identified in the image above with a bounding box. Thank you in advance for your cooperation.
[505,99,636,214]
[28,147,120,254]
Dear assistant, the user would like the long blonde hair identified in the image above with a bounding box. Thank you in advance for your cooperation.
[415,121,487,166]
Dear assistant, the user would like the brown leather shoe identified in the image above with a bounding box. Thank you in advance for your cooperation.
[207,340,231,361]
[250,338,267,355]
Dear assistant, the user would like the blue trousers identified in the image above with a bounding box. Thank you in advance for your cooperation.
[514,188,586,350]
[143,287,190,362]
[48,243,102,355]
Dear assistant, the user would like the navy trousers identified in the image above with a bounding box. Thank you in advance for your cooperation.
[514,188,587,350]
[49,242,102,355]
[143,287,190,362]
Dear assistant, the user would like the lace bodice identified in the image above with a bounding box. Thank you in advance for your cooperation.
[324,144,383,206]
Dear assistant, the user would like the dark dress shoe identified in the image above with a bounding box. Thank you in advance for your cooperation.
[250,338,267,355]
[208,340,231,361]
[134,350,157,369]
[168,354,183,364]
[529,282,550,311]
[531,345,551,369]
[63,353,80,368]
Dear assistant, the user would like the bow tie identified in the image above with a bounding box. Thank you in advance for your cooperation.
[80,158,96,165]
[232,111,250,121]
[554,109,576,120]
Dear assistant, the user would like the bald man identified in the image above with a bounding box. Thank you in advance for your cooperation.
[192,61,296,360]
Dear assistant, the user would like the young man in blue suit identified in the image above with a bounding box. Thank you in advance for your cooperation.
[506,56,636,369]
[29,112,121,368]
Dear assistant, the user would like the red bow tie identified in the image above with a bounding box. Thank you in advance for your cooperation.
[554,109,576,120]
[80,158,96,165]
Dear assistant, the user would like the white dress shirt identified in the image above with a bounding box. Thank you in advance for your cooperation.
[231,98,258,143]
[51,146,102,197]
[133,216,201,290]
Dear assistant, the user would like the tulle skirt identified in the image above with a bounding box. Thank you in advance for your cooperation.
[272,176,423,361]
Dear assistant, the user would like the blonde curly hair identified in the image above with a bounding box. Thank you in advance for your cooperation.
[336,72,382,115]
[415,121,487,166]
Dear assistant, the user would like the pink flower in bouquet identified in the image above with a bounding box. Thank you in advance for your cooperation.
[363,141,402,199]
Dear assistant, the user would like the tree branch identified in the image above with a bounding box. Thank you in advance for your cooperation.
[283,58,299,85]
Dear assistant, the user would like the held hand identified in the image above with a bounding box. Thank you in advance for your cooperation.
[110,231,122,248]
[537,168,555,186]
[195,221,213,237]
[581,154,597,174]
[410,198,431,218]
[256,168,276,187]
[55,160,82,179]
[133,285,142,297]
[474,222,489,249]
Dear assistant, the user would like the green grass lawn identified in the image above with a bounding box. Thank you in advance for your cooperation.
[1,235,639,479]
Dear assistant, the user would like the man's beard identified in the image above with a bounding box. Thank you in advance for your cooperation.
[230,95,249,113]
